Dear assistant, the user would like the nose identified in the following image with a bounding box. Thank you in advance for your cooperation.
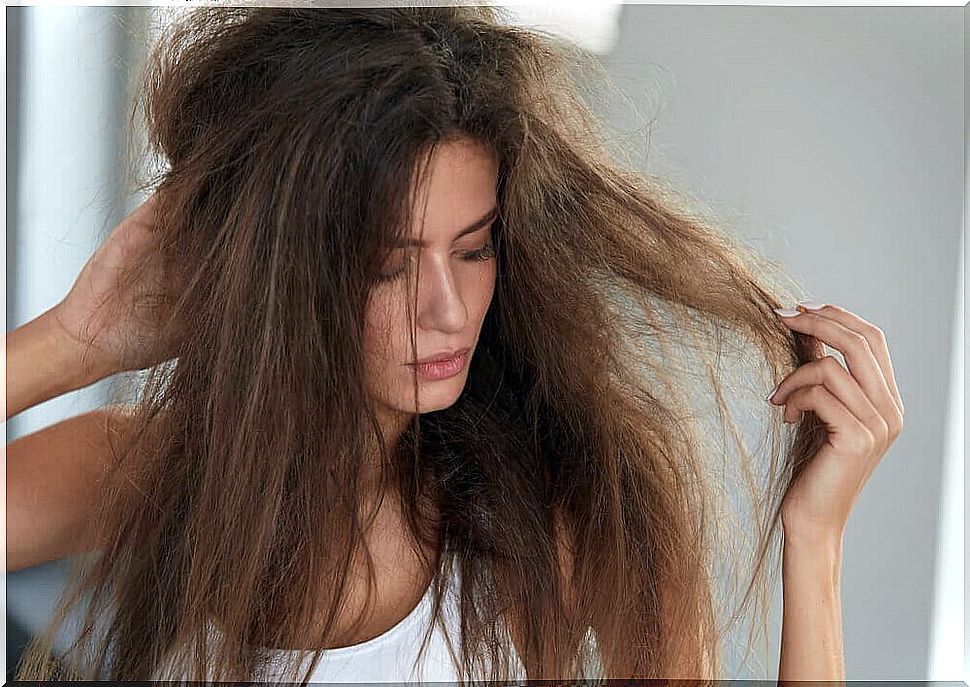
[415,254,468,334]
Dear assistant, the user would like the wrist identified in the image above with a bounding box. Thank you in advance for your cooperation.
[7,308,115,419]
[39,306,119,386]
[781,506,846,549]
[782,525,844,577]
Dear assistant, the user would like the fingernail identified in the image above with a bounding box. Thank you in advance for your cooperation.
[796,300,827,310]
[764,383,780,403]
[773,307,801,318]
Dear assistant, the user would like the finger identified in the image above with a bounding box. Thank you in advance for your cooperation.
[773,307,901,431]
[795,301,904,416]
[784,384,877,458]
[768,355,890,447]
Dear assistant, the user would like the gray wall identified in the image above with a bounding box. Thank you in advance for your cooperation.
[598,5,963,679]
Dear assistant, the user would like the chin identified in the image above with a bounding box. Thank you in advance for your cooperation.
[397,375,468,414]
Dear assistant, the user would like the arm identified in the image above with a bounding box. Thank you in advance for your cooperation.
[6,194,179,572]
[777,532,846,684]
[6,307,133,572]
[7,404,137,572]
[6,307,114,421]
[7,191,176,424]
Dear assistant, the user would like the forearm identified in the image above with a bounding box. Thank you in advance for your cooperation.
[6,308,109,420]
[778,533,846,684]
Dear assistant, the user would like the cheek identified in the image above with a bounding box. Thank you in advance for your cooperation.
[473,265,498,314]
[363,297,398,359]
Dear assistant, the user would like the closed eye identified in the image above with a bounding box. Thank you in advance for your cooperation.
[376,240,495,283]
[462,241,495,263]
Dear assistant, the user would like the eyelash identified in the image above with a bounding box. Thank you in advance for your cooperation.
[376,242,496,283]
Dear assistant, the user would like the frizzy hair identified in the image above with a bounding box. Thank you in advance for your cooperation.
[15,6,826,683]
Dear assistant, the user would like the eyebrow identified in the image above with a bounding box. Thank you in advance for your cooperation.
[391,205,499,248]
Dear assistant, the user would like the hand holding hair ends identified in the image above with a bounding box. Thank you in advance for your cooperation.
[772,302,904,543]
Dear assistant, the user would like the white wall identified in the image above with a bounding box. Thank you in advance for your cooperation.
[5,4,146,668]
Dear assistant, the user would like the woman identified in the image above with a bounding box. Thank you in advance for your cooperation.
[8,6,904,683]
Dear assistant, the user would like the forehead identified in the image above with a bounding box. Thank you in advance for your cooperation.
[401,138,499,245]
[391,205,498,249]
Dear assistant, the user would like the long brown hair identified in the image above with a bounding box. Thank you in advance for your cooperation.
[15,6,826,683]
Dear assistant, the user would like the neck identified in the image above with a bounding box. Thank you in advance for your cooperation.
[376,403,414,450]
[357,403,414,497]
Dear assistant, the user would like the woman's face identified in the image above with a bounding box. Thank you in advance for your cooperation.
[363,138,499,425]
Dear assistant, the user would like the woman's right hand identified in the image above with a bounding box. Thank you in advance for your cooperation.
[49,191,183,379]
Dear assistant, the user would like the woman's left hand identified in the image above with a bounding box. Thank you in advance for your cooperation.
[768,301,905,544]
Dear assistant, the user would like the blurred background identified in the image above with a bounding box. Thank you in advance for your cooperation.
[4,2,965,681]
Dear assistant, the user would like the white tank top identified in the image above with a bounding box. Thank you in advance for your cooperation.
[153,558,531,682]
[253,558,522,682]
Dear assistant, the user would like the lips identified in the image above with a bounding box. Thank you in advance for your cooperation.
[405,348,471,381]
[409,347,471,366]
